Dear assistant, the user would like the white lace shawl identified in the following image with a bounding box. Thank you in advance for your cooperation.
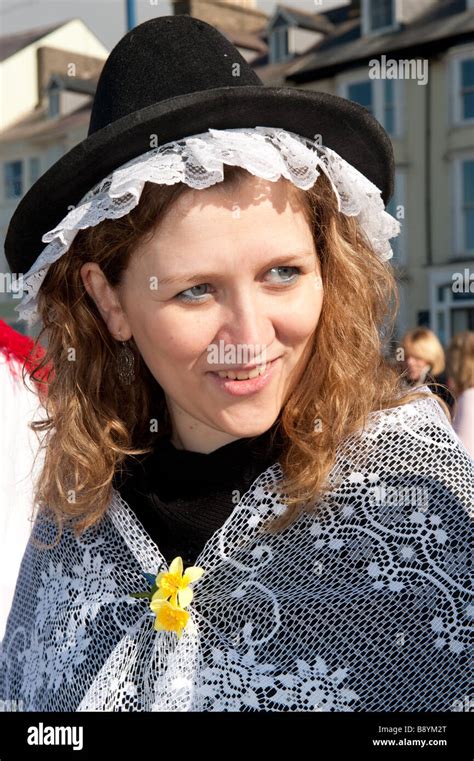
[0,388,472,712]
[12,126,400,328]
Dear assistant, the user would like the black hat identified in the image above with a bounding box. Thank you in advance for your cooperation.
[5,15,395,277]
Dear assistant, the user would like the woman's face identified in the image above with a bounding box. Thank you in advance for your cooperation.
[82,175,323,452]
[404,351,430,382]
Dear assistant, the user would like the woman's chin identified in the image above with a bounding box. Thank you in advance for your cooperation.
[210,415,278,440]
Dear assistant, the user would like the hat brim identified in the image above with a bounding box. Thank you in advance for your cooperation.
[5,86,394,276]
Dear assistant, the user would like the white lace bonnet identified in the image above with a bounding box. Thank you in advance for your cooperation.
[12,125,401,327]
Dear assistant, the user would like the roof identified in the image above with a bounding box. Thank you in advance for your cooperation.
[0,21,67,63]
[0,102,91,143]
[287,0,474,82]
[253,1,359,71]
[220,28,267,54]
[272,5,334,34]
[253,57,300,85]
[186,0,268,21]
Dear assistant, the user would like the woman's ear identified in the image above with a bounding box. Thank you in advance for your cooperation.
[80,262,132,341]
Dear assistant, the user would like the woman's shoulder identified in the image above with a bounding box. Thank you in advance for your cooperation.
[370,384,453,428]
[339,385,460,458]
[329,385,473,520]
[360,384,468,457]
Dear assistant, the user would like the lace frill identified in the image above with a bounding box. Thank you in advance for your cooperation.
[12,126,401,326]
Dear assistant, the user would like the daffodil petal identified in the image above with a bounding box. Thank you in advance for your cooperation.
[150,597,167,614]
[183,566,204,583]
[169,556,183,576]
[153,616,166,631]
[178,587,193,608]
[151,589,169,602]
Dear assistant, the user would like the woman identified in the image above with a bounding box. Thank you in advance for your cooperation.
[400,327,454,410]
[446,331,474,459]
[0,17,472,712]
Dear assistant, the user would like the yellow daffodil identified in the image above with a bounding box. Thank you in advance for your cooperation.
[153,556,204,609]
[150,598,190,639]
[130,556,205,638]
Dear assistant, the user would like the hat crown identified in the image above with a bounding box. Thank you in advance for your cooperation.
[88,16,262,136]
[5,15,395,279]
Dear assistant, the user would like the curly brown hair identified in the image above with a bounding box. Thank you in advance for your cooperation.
[446,331,474,394]
[27,166,445,548]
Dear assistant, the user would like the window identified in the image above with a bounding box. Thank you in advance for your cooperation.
[452,305,474,332]
[28,157,40,186]
[450,51,474,124]
[430,270,474,344]
[384,79,395,134]
[347,81,373,113]
[462,160,474,252]
[4,161,23,199]
[453,157,474,257]
[341,76,401,136]
[48,87,60,118]
[273,28,288,61]
[362,0,397,36]
[460,58,474,120]
[369,0,394,31]
[269,19,290,65]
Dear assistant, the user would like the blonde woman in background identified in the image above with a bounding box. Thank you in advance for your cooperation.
[400,327,453,409]
[446,331,474,459]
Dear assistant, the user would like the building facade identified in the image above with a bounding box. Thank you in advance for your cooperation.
[256,0,474,344]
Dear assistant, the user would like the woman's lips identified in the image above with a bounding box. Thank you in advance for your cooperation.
[207,357,280,397]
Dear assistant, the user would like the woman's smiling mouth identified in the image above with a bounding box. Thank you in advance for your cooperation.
[207,357,281,396]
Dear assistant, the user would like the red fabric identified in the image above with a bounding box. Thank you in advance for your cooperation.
[0,319,50,396]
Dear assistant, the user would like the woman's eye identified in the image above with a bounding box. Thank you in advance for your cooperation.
[267,266,301,283]
[175,266,302,303]
[176,283,209,301]
[175,284,212,303]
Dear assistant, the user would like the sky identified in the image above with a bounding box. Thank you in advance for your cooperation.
[0,0,346,51]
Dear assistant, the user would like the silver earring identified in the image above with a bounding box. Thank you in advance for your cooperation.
[117,334,135,384]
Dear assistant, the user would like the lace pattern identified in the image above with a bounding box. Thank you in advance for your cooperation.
[12,126,401,327]
[0,388,472,711]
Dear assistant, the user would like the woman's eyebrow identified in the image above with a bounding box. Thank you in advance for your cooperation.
[157,251,316,287]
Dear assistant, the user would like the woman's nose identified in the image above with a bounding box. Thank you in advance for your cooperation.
[213,300,275,363]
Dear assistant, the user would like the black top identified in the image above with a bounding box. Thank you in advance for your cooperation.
[113,424,285,567]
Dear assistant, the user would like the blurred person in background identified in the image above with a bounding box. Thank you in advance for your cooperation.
[446,331,474,460]
[0,319,48,641]
[400,327,453,410]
